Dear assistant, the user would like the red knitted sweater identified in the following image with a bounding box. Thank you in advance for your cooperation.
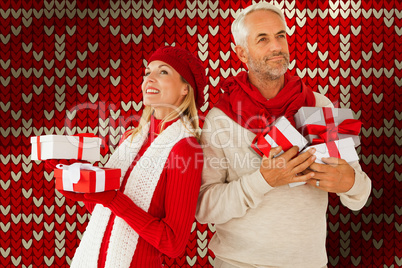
[83,117,203,267]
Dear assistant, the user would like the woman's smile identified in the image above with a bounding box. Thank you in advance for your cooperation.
[145,87,160,94]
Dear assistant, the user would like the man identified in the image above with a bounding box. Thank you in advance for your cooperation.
[196,2,371,268]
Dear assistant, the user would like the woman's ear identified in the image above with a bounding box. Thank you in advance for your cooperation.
[182,84,189,96]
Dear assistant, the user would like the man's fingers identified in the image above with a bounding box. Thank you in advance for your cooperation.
[286,147,316,171]
[310,161,335,173]
[305,178,320,187]
[291,172,315,183]
[321,157,346,165]
[268,146,282,159]
[278,146,300,162]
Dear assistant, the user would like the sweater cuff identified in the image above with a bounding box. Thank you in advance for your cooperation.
[108,192,151,229]
[343,168,364,196]
[245,169,274,196]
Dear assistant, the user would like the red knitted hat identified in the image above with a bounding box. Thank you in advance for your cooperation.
[148,46,207,108]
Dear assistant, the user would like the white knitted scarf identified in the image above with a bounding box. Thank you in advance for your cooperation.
[70,117,195,268]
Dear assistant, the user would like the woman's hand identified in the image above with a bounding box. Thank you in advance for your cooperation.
[58,189,88,202]
[44,159,90,172]
[84,191,119,207]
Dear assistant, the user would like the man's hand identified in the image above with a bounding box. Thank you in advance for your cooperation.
[304,157,355,193]
[260,146,316,187]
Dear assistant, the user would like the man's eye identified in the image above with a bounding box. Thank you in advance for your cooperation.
[258,38,266,43]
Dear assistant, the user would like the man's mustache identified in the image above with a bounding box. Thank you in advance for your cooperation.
[264,53,289,61]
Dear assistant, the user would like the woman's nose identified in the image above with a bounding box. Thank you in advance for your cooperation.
[144,72,156,82]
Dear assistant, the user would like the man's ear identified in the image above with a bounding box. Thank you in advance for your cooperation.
[234,45,248,64]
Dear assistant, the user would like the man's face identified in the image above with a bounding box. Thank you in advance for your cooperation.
[243,10,290,80]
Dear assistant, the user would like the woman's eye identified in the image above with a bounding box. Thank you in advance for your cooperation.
[144,72,150,77]
[160,70,168,75]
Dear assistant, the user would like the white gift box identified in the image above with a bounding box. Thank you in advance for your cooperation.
[30,135,101,161]
[301,137,359,164]
[290,137,359,188]
[252,116,308,157]
[294,107,361,147]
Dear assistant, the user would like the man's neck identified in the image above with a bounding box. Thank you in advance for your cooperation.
[248,72,285,100]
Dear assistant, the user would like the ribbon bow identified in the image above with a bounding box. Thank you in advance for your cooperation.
[56,163,106,192]
[254,109,275,134]
[299,107,362,145]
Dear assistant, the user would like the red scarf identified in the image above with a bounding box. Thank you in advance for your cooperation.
[214,71,316,134]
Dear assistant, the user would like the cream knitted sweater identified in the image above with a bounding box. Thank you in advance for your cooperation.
[196,92,371,268]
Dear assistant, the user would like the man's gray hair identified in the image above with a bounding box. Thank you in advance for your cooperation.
[231,1,286,48]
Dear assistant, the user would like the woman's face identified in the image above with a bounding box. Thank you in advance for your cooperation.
[142,60,188,119]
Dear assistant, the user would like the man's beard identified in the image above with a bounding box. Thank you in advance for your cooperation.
[247,52,290,81]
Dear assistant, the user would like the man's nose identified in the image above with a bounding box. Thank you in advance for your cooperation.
[269,38,282,52]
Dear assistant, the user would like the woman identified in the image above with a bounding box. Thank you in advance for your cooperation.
[58,46,206,267]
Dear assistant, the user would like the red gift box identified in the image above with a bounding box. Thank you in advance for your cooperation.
[54,163,121,193]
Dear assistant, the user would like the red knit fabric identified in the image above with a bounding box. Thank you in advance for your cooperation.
[82,116,203,267]
[214,71,316,134]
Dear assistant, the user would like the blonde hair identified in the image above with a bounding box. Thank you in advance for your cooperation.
[125,79,201,143]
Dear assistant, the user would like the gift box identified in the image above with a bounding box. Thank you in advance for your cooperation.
[294,107,362,147]
[290,137,359,188]
[54,163,121,193]
[301,137,359,164]
[252,116,309,157]
[31,134,102,161]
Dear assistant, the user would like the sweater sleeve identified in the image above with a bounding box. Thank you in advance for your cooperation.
[107,137,203,258]
[83,201,96,214]
[314,92,371,210]
[196,109,273,225]
[337,160,372,210]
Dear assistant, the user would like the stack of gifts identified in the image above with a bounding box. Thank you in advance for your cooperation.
[31,134,121,193]
[294,107,362,164]
[251,107,362,187]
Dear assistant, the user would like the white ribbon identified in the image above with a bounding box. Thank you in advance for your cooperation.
[55,163,106,192]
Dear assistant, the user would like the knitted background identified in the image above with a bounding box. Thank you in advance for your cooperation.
[0,0,400,267]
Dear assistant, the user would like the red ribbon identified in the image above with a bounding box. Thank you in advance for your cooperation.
[326,141,341,158]
[37,136,42,160]
[251,126,293,157]
[73,133,97,160]
[299,107,362,145]
[256,109,275,134]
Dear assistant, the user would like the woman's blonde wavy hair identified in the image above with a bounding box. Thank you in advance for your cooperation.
[125,77,201,142]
